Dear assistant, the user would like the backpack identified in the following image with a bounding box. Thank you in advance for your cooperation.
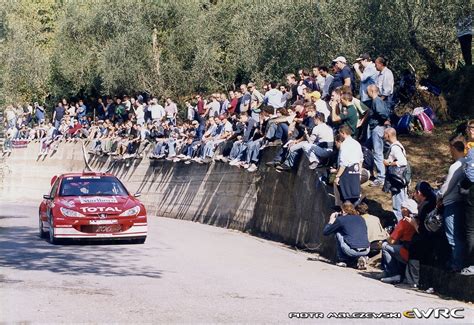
[396,113,413,135]
[387,143,412,187]
[413,107,434,132]
[361,146,374,173]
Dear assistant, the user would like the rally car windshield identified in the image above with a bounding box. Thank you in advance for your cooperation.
[59,176,128,196]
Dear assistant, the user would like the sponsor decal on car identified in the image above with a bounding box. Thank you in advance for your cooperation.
[80,206,122,213]
[59,199,75,208]
[79,196,118,204]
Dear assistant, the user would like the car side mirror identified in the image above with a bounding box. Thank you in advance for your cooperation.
[43,194,52,200]
[134,192,141,198]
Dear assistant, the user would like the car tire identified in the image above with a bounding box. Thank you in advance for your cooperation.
[48,219,58,245]
[39,218,47,239]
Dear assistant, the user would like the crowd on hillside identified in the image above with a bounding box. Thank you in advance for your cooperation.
[2,53,474,287]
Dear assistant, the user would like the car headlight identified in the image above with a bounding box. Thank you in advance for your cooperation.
[119,206,140,217]
[60,207,85,218]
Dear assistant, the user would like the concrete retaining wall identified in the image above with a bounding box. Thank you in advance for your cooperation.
[0,141,334,255]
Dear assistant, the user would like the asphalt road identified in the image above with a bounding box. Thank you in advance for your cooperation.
[1,201,473,323]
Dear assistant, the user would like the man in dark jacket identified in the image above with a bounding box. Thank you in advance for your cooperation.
[323,202,370,269]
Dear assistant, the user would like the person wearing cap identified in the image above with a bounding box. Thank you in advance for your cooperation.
[353,53,378,104]
[380,199,418,284]
[329,56,355,96]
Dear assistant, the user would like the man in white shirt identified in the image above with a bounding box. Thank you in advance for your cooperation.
[277,112,334,171]
[375,56,395,111]
[335,125,363,205]
[149,98,165,123]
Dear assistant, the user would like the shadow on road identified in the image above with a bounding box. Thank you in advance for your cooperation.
[0,226,162,279]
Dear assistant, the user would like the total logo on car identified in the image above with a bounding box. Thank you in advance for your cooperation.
[39,172,147,244]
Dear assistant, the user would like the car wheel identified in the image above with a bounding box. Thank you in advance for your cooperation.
[39,218,47,239]
[48,219,58,245]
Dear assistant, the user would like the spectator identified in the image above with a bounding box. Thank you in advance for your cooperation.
[383,127,408,222]
[334,125,363,205]
[323,202,370,269]
[456,12,472,66]
[285,73,299,104]
[312,65,325,93]
[375,56,395,111]
[239,84,252,114]
[228,91,238,115]
[365,85,390,187]
[276,111,333,171]
[462,148,474,275]
[330,91,359,137]
[330,56,355,95]
[437,140,467,272]
[165,97,178,125]
[353,53,378,104]
[356,202,389,257]
[380,199,418,284]
[34,102,45,124]
[404,181,440,286]
[318,66,334,100]
[149,98,165,123]
[264,81,284,109]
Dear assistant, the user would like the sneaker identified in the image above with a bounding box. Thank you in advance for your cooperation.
[276,164,292,172]
[357,256,368,270]
[247,164,258,172]
[184,160,191,165]
[336,262,347,267]
[241,162,250,169]
[229,159,241,166]
[267,139,283,146]
[309,161,319,170]
[202,157,213,164]
[265,161,280,167]
[166,155,176,161]
[369,179,384,187]
[221,157,229,163]
[214,154,224,161]
[173,158,181,163]
[380,275,401,284]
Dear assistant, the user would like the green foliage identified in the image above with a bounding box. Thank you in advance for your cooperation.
[0,0,471,111]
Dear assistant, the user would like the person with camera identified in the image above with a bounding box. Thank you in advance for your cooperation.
[323,202,370,269]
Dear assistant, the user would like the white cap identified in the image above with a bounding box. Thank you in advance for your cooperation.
[401,199,418,215]
[332,56,347,64]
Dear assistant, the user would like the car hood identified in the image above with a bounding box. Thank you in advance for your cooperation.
[56,195,136,215]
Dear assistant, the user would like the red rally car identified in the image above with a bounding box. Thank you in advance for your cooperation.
[39,172,147,244]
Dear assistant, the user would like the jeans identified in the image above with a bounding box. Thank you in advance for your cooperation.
[467,183,474,266]
[443,202,465,271]
[392,188,407,222]
[368,125,385,181]
[285,142,333,167]
[167,139,176,157]
[335,232,369,263]
[229,141,247,160]
[381,242,405,277]
[275,123,289,143]
[245,139,262,163]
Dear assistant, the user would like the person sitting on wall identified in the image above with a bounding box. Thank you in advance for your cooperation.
[323,201,370,269]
